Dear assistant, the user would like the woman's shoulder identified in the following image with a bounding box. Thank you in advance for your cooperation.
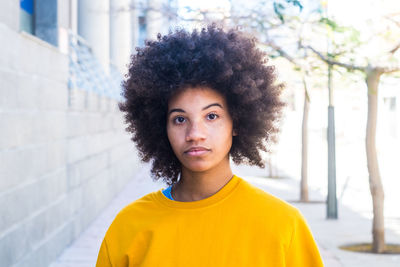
[236,177,302,220]
[117,190,161,217]
[105,190,162,232]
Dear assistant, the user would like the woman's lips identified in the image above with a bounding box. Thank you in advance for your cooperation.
[184,147,210,156]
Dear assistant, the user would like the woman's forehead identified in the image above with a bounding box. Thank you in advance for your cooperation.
[167,86,227,109]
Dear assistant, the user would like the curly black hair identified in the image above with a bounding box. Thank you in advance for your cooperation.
[119,24,286,186]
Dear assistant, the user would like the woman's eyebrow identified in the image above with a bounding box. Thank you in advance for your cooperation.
[202,103,223,110]
[168,108,185,115]
[168,103,223,115]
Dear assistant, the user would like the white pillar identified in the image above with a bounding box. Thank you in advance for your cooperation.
[78,0,110,73]
[146,0,165,40]
[130,0,140,48]
[110,0,132,74]
[70,0,78,34]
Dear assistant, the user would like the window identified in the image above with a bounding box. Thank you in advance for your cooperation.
[20,0,58,46]
[20,0,34,34]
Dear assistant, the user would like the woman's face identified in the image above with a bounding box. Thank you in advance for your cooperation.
[166,87,236,174]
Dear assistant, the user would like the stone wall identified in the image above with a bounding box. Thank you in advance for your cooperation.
[0,6,140,267]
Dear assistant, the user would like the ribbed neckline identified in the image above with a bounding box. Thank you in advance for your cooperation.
[153,175,242,209]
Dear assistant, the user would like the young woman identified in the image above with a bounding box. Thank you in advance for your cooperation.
[96,25,324,267]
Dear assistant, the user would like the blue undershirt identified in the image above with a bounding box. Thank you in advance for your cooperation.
[162,186,174,200]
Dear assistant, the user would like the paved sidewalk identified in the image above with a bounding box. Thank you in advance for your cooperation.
[50,163,400,267]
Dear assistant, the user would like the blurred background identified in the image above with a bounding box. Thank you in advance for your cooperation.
[1,0,399,266]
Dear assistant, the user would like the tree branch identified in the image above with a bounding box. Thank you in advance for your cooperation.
[381,65,400,74]
[389,42,400,54]
[261,40,298,65]
[300,43,366,72]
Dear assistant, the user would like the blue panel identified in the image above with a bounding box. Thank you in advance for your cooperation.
[20,0,34,14]
[34,0,58,46]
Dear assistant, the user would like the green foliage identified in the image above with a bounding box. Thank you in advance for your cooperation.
[319,17,344,32]
[273,0,303,23]
[327,52,335,58]
[318,16,362,58]
[319,17,361,43]
[311,65,321,71]
[293,66,301,72]
[273,2,285,22]
[269,53,280,59]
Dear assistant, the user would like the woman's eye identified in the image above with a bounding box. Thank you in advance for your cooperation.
[173,116,185,124]
[207,113,218,120]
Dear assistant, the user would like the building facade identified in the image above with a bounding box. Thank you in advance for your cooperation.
[0,1,175,266]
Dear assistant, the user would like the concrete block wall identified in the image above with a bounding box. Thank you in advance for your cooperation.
[0,1,19,31]
[0,10,140,267]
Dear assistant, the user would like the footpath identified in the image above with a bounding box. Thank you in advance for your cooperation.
[50,163,400,267]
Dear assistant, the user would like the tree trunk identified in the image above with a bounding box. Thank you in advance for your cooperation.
[365,68,385,253]
[300,78,310,202]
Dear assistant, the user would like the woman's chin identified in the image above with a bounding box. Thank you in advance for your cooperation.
[182,162,213,173]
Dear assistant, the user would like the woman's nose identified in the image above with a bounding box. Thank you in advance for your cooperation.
[185,120,207,142]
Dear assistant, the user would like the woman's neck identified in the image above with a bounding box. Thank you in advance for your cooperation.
[172,163,234,202]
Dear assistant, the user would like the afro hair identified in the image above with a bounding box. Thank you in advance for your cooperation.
[119,24,286,186]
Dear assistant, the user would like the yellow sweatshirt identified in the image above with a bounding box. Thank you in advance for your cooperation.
[96,175,324,267]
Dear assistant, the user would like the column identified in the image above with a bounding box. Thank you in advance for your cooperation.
[130,0,140,48]
[110,0,132,74]
[146,0,165,40]
[78,0,110,73]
